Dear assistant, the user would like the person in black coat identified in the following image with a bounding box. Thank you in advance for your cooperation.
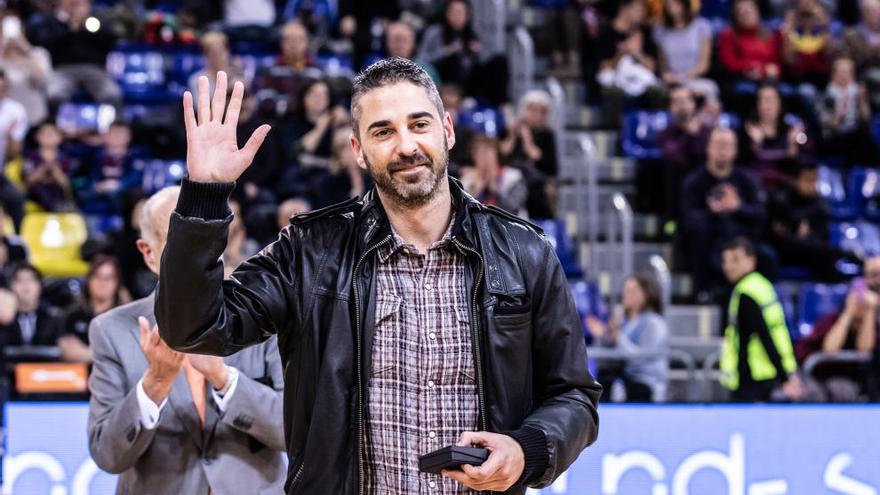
[680,127,773,300]
[0,263,64,352]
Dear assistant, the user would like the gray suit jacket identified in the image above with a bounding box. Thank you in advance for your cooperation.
[87,294,286,495]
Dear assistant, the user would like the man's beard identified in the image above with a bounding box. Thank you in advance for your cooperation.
[364,137,448,208]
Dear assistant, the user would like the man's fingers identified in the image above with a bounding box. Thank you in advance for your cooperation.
[224,80,244,127]
[457,431,494,448]
[242,124,271,161]
[138,316,149,345]
[441,469,478,487]
[211,71,228,123]
[183,91,196,135]
[197,75,211,125]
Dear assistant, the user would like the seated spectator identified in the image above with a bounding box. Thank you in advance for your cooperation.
[767,161,860,280]
[0,13,52,126]
[188,31,247,98]
[222,0,275,43]
[842,0,880,112]
[417,0,509,105]
[659,84,713,219]
[74,121,141,214]
[720,238,802,402]
[277,78,348,198]
[28,0,121,106]
[0,263,64,351]
[439,83,473,173]
[585,274,669,402]
[61,255,129,363]
[653,0,719,101]
[780,0,832,90]
[0,70,26,230]
[739,84,810,187]
[819,57,879,166]
[594,0,663,129]
[795,279,878,401]
[23,121,75,211]
[681,128,769,300]
[717,0,782,82]
[277,20,319,72]
[501,89,558,218]
[459,135,528,216]
[335,2,401,70]
[312,129,370,209]
[385,21,441,86]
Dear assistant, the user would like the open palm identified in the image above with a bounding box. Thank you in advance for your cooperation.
[183,71,271,183]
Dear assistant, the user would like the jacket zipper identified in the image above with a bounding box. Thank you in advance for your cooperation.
[288,461,305,492]
[451,237,489,433]
[353,234,392,495]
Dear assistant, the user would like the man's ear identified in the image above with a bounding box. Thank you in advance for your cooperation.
[136,239,157,272]
[444,111,456,150]
[350,133,368,172]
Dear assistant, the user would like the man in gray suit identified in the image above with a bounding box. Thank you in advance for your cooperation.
[87,186,286,494]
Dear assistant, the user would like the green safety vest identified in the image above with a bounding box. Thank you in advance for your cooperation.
[720,271,797,390]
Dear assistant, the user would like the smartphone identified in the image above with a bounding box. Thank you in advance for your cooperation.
[2,16,21,39]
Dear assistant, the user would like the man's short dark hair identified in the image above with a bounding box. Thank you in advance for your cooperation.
[9,262,42,283]
[350,57,444,138]
[722,237,755,258]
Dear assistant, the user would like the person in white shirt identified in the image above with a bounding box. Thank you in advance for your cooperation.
[0,70,27,230]
[87,186,286,494]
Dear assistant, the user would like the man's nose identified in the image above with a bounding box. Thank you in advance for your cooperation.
[396,129,419,157]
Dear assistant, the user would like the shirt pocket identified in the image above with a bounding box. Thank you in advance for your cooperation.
[371,294,403,378]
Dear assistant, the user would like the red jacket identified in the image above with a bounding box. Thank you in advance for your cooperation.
[718,27,782,78]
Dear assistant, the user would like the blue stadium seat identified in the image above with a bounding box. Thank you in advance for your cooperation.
[315,53,355,78]
[849,167,880,221]
[569,280,608,345]
[457,106,505,139]
[237,53,277,85]
[797,283,849,338]
[84,214,125,236]
[700,0,732,19]
[106,50,172,102]
[830,221,880,257]
[622,110,668,160]
[871,116,880,146]
[774,283,799,339]
[534,218,584,279]
[818,166,855,219]
[56,103,117,135]
[528,0,568,7]
[167,52,205,96]
[137,159,186,194]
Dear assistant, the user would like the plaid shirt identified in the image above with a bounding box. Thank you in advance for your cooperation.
[363,219,479,495]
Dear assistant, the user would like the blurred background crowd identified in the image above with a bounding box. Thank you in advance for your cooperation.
[0,0,878,405]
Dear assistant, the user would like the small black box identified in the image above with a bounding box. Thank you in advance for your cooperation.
[418,446,489,474]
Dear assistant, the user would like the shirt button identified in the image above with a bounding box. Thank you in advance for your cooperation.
[428,480,437,489]
[427,380,435,388]
[428,332,436,340]
[425,282,433,291]
[428,431,436,439]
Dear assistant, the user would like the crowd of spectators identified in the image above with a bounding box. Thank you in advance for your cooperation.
[0,0,876,404]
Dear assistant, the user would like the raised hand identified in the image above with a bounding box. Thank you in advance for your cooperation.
[183,71,271,183]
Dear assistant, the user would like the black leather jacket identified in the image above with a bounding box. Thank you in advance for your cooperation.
[157,177,601,495]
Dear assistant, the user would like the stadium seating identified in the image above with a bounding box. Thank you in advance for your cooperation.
[106,49,172,102]
[20,213,90,277]
[847,167,880,221]
[796,283,850,338]
[534,218,584,278]
[56,103,117,135]
[457,105,506,139]
[137,158,187,194]
[831,221,880,257]
[622,110,668,160]
[818,166,856,219]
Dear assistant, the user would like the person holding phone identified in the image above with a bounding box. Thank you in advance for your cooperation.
[155,59,601,494]
[0,14,51,126]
